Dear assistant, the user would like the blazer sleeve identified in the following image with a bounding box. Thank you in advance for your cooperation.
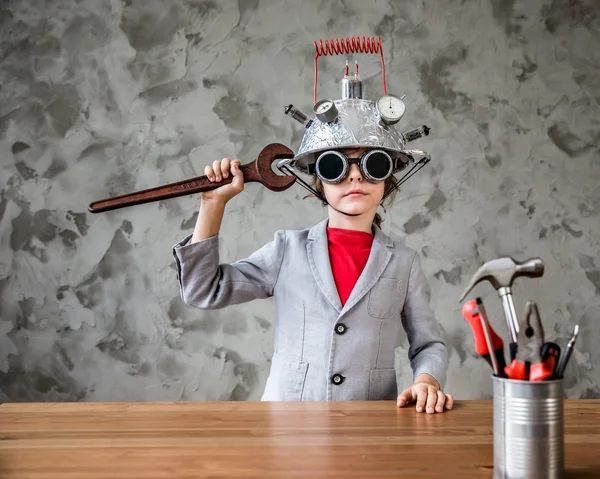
[172,230,286,310]
[401,252,449,390]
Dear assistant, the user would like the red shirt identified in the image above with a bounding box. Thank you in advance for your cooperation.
[326,227,374,306]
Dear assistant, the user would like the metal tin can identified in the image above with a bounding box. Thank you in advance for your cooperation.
[493,376,564,479]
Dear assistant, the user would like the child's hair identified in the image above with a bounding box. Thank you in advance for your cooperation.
[307,175,399,229]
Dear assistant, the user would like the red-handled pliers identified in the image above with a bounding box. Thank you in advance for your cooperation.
[504,301,554,381]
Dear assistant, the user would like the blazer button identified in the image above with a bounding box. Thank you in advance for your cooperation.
[331,374,345,385]
[335,323,347,335]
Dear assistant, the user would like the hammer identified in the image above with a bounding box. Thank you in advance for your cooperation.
[459,257,545,358]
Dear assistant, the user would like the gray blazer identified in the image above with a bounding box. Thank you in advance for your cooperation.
[172,218,448,401]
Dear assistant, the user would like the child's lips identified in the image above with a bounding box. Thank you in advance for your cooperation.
[345,190,367,197]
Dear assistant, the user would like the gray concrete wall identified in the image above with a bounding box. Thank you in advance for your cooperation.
[1,0,598,403]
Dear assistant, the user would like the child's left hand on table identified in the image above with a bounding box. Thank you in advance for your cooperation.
[396,374,454,413]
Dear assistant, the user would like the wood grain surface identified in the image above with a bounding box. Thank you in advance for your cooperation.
[1,400,599,478]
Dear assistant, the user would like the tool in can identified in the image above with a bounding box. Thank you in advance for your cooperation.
[504,301,554,381]
[555,324,580,379]
[462,298,507,377]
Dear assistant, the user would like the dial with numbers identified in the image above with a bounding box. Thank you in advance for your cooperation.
[376,94,406,125]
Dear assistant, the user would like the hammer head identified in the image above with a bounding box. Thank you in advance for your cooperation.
[459,257,544,302]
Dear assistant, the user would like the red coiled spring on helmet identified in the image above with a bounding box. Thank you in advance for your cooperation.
[313,36,386,104]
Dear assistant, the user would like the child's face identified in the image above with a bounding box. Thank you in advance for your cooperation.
[320,147,386,217]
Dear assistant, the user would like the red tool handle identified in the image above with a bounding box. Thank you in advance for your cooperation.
[462,299,507,377]
[530,362,555,381]
[535,342,561,381]
[505,341,560,381]
[462,300,503,355]
[504,360,527,380]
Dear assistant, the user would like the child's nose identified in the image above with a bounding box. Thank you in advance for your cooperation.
[348,163,363,182]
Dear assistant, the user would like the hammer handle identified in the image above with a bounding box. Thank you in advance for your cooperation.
[500,288,520,344]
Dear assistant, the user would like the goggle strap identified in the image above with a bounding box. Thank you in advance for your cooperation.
[278,164,361,217]
[282,157,429,213]
[381,157,430,202]
[278,164,328,206]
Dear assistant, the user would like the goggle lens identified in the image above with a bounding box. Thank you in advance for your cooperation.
[316,152,346,182]
[363,151,392,181]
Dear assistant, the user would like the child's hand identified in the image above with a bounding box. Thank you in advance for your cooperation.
[396,374,453,413]
[201,157,244,204]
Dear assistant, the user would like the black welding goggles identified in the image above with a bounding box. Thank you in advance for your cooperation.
[314,149,399,184]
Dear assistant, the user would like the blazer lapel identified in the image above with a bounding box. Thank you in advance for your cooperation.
[339,226,393,317]
[306,219,343,313]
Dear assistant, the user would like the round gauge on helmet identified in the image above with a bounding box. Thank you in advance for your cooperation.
[313,99,338,123]
[376,94,406,125]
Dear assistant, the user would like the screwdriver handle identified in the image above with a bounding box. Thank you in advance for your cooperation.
[482,347,508,377]
[462,299,507,378]
[509,342,518,362]
[462,300,504,355]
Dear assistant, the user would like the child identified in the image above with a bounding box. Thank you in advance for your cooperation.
[172,56,453,414]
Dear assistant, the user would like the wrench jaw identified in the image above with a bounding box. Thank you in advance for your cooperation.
[255,143,296,192]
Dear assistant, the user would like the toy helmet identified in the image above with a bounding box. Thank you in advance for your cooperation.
[277,36,432,201]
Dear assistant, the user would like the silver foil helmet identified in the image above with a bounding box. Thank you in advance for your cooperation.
[280,59,431,177]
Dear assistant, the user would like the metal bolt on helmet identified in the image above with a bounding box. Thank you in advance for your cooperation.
[277,36,433,206]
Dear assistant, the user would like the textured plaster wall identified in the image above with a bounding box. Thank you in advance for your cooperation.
[0,0,599,403]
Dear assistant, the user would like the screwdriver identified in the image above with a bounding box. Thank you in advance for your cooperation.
[555,324,580,379]
[462,298,507,377]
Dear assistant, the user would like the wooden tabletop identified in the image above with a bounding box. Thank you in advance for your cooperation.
[1,400,599,478]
